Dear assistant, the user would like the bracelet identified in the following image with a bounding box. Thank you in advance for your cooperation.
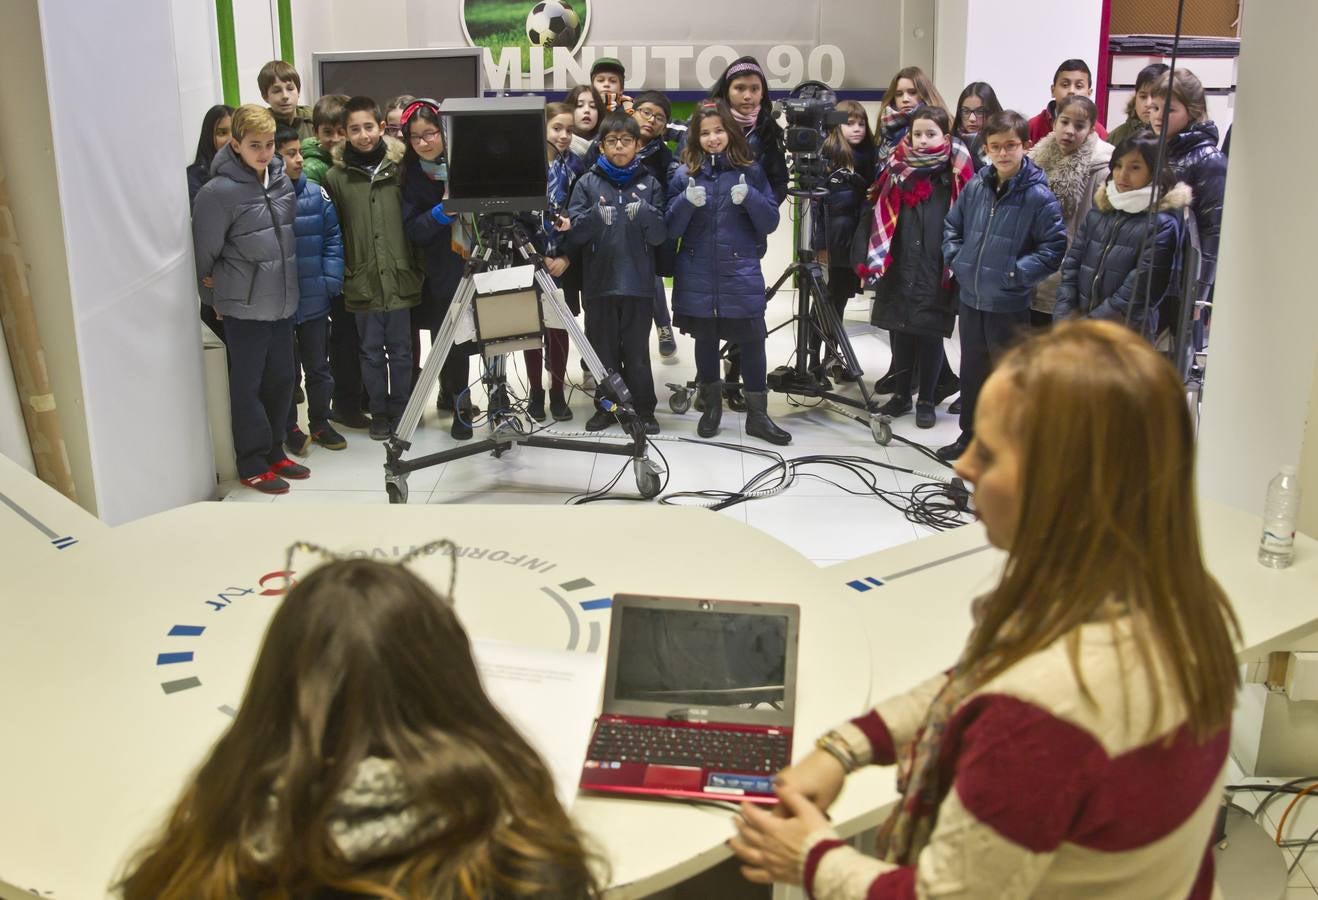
[815,731,858,773]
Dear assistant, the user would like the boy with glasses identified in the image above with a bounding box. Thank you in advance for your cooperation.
[939,111,1066,461]
[632,91,679,359]
[566,112,667,434]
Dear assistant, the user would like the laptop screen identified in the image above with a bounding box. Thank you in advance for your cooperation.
[613,606,790,711]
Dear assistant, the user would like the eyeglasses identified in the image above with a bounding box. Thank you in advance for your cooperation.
[986,141,1023,155]
[410,130,442,145]
[383,125,402,136]
[601,136,636,148]
[959,107,984,119]
[634,108,667,124]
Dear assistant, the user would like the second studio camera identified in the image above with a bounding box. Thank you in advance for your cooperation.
[780,81,850,157]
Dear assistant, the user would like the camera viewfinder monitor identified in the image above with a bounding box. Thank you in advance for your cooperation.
[442,97,548,215]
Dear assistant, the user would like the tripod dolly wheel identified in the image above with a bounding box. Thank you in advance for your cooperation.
[870,415,893,446]
[633,458,664,499]
[386,479,409,505]
[666,383,693,415]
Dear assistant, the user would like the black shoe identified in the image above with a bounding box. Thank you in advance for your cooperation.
[744,391,791,445]
[639,413,660,435]
[877,395,912,418]
[527,389,547,422]
[549,388,573,421]
[915,402,936,429]
[585,408,615,432]
[873,367,898,394]
[450,413,473,441]
[934,371,961,405]
[293,384,306,404]
[330,407,371,430]
[725,386,747,412]
[657,325,677,358]
[949,397,963,415]
[285,427,312,457]
[311,424,347,450]
[696,381,722,438]
[937,433,971,461]
[369,417,392,441]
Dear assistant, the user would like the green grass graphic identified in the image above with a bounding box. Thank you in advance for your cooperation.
[464,0,586,71]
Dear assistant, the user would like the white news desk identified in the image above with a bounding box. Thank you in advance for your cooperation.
[0,455,1315,899]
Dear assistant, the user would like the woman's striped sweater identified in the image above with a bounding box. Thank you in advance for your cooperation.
[802,619,1229,899]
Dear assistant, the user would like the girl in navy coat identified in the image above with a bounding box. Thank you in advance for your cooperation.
[399,100,477,440]
[666,100,788,445]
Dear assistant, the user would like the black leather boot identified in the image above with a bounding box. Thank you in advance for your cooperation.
[697,381,723,438]
[744,391,791,445]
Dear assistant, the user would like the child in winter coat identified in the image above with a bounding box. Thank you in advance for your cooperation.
[1055,132,1190,337]
[940,110,1067,461]
[322,96,423,441]
[192,104,305,494]
[1106,63,1169,149]
[187,103,233,340]
[398,99,478,441]
[874,67,947,168]
[666,100,788,445]
[952,82,1001,171]
[275,128,346,457]
[566,111,667,434]
[862,107,977,430]
[1149,68,1227,337]
[300,94,347,186]
[522,101,578,424]
[1027,59,1108,147]
[633,90,680,360]
[1027,95,1114,325]
[810,99,875,382]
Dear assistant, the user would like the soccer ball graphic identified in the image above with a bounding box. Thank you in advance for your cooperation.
[526,0,580,48]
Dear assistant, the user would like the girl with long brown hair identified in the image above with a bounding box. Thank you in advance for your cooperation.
[730,320,1240,898]
[873,66,946,166]
[119,550,601,900]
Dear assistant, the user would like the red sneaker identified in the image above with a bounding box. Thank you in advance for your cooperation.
[270,459,311,480]
[240,471,290,494]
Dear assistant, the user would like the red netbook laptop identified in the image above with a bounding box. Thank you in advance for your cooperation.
[579,594,800,805]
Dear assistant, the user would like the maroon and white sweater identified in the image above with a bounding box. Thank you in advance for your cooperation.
[802,619,1229,899]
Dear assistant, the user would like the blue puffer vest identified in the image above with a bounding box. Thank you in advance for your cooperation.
[291,174,344,324]
[665,157,780,320]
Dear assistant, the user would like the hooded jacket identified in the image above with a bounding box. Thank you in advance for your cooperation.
[711,57,789,206]
[191,144,299,322]
[322,137,422,313]
[1028,131,1115,312]
[1054,181,1192,335]
[291,174,344,324]
[565,162,666,301]
[666,157,780,320]
[300,136,333,185]
[811,143,877,264]
[943,156,1068,314]
[1165,121,1226,294]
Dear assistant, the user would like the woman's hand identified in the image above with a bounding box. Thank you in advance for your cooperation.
[554,214,571,232]
[730,783,831,886]
[546,256,569,277]
[201,275,214,288]
[816,249,830,267]
[773,747,848,815]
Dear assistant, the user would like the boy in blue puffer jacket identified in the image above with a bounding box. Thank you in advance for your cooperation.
[566,111,667,434]
[940,110,1067,461]
[666,100,788,445]
[276,128,346,455]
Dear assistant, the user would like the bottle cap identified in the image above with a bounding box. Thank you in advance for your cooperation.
[1281,465,1298,475]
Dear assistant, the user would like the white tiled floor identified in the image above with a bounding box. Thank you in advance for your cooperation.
[223,293,975,565]
[1224,756,1318,897]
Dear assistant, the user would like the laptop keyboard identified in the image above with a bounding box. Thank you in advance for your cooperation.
[588,721,790,774]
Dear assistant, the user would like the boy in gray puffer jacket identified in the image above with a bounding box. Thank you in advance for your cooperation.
[192,104,305,494]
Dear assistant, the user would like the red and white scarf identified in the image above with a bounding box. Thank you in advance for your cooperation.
[861,138,976,281]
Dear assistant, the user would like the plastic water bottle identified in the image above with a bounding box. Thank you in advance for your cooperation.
[1259,466,1302,569]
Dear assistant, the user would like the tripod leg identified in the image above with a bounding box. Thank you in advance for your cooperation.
[393,264,482,445]
[807,268,874,408]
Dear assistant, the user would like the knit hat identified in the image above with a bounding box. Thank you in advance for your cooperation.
[590,57,626,80]
[632,90,671,119]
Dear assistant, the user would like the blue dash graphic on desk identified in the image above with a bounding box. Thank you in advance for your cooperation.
[846,576,885,592]
[579,597,612,611]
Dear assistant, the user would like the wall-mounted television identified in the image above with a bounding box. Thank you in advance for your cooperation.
[311,47,484,107]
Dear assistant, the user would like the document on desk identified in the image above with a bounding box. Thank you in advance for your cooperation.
[471,639,606,810]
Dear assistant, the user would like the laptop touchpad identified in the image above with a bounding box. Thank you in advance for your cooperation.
[643,765,703,791]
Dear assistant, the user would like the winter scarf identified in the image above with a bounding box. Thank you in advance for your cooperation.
[876,104,921,165]
[544,151,573,255]
[732,104,761,132]
[1104,179,1154,213]
[862,138,976,279]
[343,139,387,173]
[1029,132,1115,226]
[247,757,444,866]
[419,158,447,180]
[594,154,641,187]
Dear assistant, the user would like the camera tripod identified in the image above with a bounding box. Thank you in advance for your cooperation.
[666,181,893,446]
[383,214,665,503]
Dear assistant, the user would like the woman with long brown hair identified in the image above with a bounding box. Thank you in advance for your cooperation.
[118,549,601,900]
[730,320,1240,898]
